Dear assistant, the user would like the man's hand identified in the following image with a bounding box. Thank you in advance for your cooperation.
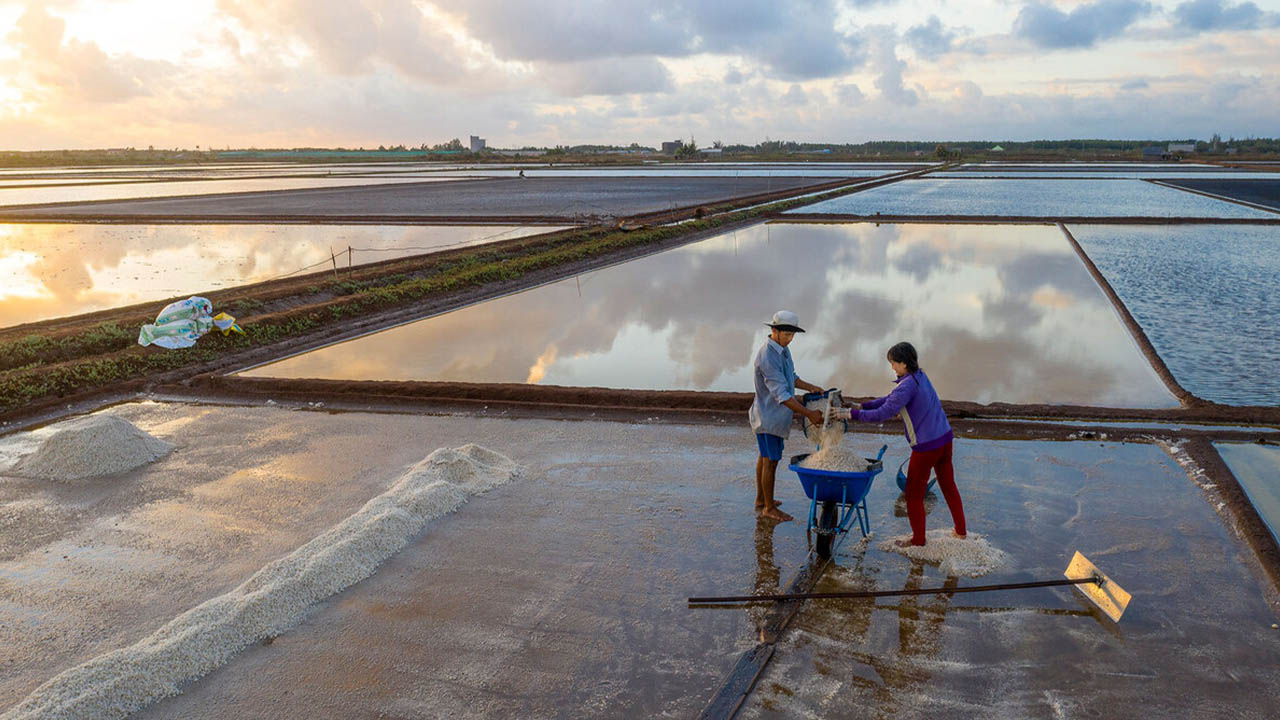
[806,408,825,426]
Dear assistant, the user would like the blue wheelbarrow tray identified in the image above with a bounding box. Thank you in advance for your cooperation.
[789,445,887,545]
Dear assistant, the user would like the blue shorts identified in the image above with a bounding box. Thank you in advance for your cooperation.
[756,433,784,461]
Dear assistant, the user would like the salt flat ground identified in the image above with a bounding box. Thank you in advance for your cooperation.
[0,176,835,219]
[1,403,1277,718]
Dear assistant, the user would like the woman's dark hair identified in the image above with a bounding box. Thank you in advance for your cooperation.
[887,342,920,373]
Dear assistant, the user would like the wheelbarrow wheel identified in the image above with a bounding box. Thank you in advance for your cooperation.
[815,500,838,558]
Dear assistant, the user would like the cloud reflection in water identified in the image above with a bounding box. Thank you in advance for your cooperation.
[243,222,1175,408]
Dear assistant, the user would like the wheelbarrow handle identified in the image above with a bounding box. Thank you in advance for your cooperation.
[876,444,887,461]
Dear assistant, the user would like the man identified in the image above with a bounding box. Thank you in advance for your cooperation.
[749,310,826,522]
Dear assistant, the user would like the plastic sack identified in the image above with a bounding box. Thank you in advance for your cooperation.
[153,297,213,326]
[138,296,238,348]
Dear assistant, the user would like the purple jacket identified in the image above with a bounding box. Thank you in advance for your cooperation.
[850,369,953,452]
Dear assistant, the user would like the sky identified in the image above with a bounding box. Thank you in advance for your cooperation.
[0,0,1277,149]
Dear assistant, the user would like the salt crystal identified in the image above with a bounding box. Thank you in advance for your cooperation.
[880,530,1010,578]
[2,444,522,720]
[10,415,172,484]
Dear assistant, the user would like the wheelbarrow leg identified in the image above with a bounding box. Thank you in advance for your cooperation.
[815,501,838,559]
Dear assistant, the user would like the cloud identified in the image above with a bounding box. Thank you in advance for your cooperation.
[6,4,165,103]
[219,0,470,83]
[544,56,672,96]
[871,34,918,106]
[904,16,957,60]
[1173,0,1280,32]
[1014,1,1152,49]
[783,84,809,106]
[431,0,861,80]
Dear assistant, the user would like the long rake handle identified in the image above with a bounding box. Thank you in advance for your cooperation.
[688,576,1099,604]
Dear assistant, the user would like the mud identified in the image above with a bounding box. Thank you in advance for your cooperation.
[180,375,1280,428]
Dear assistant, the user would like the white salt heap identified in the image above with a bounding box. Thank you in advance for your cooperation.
[800,396,871,473]
[11,414,173,483]
[880,529,1010,578]
[1,443,522,720]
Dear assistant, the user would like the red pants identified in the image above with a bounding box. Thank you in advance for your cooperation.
[905,440,966,545]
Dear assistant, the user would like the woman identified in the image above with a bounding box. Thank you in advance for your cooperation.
[848,342,966,547]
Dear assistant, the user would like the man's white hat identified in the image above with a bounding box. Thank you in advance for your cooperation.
[765,310,805,333]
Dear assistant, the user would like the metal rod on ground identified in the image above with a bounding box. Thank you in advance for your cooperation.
[347,246,352,271]
[688,576,1100,605]
[330,247,338,279]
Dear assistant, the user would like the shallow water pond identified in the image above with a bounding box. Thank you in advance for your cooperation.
[1216,443,1280,546]
[243,222,1175,408]
[0,224,562,328]
[1069,224,1280,406]
[790,178,1277,218]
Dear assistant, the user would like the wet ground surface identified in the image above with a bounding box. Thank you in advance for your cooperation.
[0,224,564,329]
[0,402,803,718]
[0,177,465,208]
[0,176,836,220]
[1157,179,1280,210]
[788,178,1277,219]
[3,403,1277,718]
[1068,224,1280,406]
[738,439,1280,719]
[242,222,1175,408]
[1216,443,1280,546]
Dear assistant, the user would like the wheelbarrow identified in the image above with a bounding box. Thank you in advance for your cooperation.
[789,444,887,558]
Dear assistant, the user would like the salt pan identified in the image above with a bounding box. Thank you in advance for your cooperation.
[1,444,522,720]
[880,530,1010,578]
[10,415,173,484]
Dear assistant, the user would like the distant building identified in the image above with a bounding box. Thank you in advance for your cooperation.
[661,140,684,154]
[990,145,1005,152]
[1141,146,1164,159]
[469,135,487,152]
[699,147,722,155]
[1168,142,1195,153]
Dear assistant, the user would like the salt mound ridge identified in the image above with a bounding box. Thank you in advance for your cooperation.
[12,414,173,483]
[2,444,522,720]
[880,530,1010,578]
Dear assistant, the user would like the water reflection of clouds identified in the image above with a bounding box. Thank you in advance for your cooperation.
[247,222,1175,408]
[0,224,559,328]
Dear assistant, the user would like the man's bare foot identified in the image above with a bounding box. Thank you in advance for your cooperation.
[894,538,923,548]
[760,506,793,522]
[754,500,782,511]
[953,530,967,539]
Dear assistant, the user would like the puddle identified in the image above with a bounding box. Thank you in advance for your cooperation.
[0,224,565,328]
[1069,224,1280,406]
[790,178,1278,218]
[242,222,1175,408]
[1215,443,1280,546]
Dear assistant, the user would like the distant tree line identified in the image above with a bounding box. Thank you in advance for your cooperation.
[3,136,1277,168]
